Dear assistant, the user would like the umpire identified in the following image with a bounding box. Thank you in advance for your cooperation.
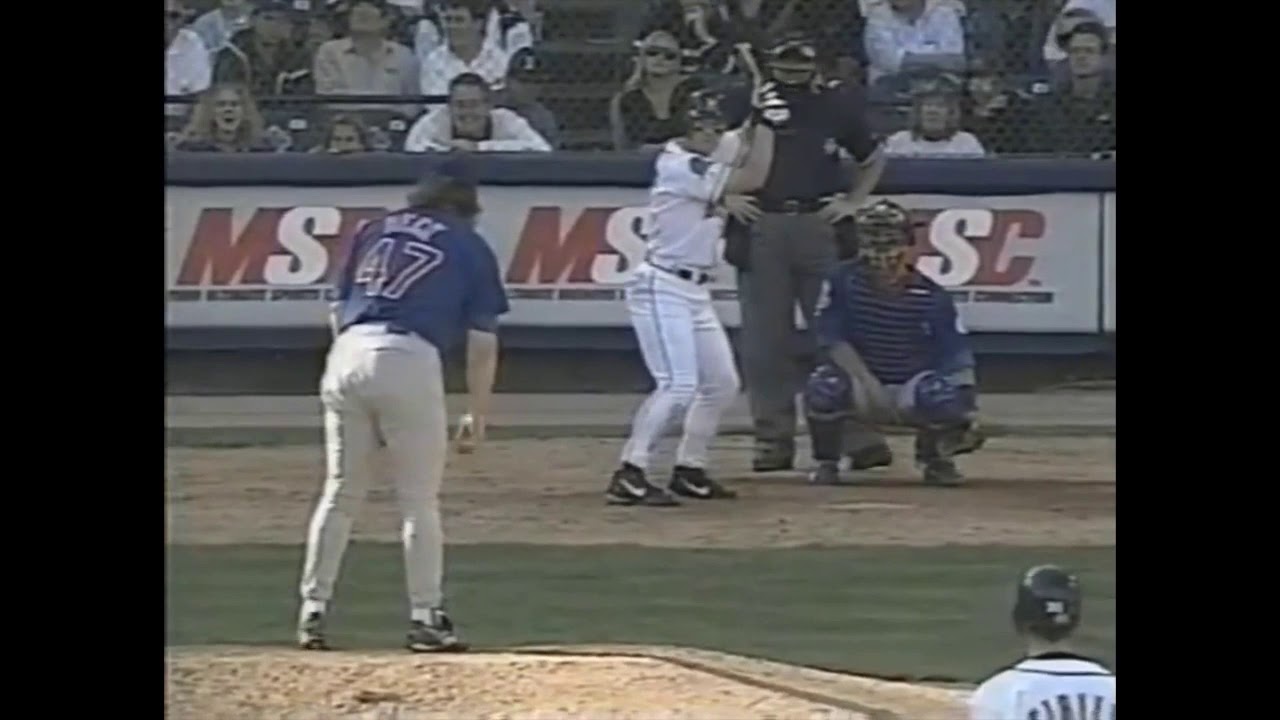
[722,33,888,472]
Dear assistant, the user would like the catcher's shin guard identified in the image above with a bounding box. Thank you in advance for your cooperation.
[807,416,845,463]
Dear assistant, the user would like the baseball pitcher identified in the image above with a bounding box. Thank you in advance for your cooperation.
[297,157,509,652]
[803,199,984,486]
[605,82,791,507]
[969,565,1116,720]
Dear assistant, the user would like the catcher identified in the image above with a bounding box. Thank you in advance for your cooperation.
[804,199,984,486]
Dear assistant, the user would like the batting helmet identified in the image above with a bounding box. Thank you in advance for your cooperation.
[1013,565,1082,642]
[685,89,728,134]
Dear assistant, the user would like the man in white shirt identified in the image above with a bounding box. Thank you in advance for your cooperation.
[863,0,966,86]
[419,0,512,98]
[969,566,1115,720]
[415,0,535,64]
[604,84,790,507]
[166,0,211,116]
[403,72,551,152]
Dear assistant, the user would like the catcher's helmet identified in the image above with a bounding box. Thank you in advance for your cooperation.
[1013,565,1082,642]
[853,200,915,249]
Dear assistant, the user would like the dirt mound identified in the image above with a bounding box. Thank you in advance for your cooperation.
[165,646,968,720]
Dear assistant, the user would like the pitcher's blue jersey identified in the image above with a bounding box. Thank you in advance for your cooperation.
[333,208,510,352]
[815,261,974,385]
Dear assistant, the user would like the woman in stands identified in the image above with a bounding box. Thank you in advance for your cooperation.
[882,75,986,158]
[609,29,703,151]
[175,83,287,152]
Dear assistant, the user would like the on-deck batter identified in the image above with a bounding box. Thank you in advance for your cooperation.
[297,158,509,652]
[604,83,791,507]
[969,565,1116,720]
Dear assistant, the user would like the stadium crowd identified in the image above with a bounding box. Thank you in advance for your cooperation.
[165,0,1115,157]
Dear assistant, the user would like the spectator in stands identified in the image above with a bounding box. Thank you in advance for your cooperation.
[174,83,290,152]
[415,1,535,63]
[303,12,339,61]
[1043,0,1113,66]
[962,58,1034,155]
[311,113,381,153]
[609,30,702,150]
[863,0,966,88]
[167,0,212,104]
[214,1,312,97]
[883,75,985,157]
[641,0,795,79]
[801,1,868,87]
[191,0,254,56]
[314,0,420,116]
[403,71,552,151]
[495,49,560,148]
[419,0,515,97]
[1025,16,1114,156]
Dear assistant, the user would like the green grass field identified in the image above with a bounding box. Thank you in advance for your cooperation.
[166,543,1114,682]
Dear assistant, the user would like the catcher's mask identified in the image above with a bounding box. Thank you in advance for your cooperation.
[854,200,915,281]
[766,34,817,87]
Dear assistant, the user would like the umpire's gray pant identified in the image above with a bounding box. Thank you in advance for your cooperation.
[737,212,885,457]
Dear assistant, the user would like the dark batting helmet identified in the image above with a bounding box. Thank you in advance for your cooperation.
[685,89,728,134]
[1013,565,1082,642]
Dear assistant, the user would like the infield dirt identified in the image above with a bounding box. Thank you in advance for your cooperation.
[165,433,1115,719]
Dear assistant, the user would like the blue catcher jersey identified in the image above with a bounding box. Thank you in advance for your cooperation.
[332,208,510,352]
[815,261,974,385]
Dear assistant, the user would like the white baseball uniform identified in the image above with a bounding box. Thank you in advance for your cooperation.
[619,138,740,471]
[969,653,1115,720]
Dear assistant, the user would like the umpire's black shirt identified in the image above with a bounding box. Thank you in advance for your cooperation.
[724,81,879,203]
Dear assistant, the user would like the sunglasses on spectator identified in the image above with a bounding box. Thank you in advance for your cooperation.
[644,48,680,60]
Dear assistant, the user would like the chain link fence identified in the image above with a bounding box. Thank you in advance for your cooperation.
[165,0,1115,158]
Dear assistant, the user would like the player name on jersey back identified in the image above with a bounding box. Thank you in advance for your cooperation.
[969,655,1115,720]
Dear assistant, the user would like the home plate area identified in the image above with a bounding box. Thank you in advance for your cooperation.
[164,645,968,720]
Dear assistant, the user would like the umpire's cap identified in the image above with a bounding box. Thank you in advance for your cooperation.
[767,32,817,65]
[1012,565,1082,642]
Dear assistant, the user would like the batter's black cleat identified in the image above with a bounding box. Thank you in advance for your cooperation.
[847,444,894,470]
[606,464,681,506]
[407,609,468,653]
[922,459,964,487]
[808,461,846,486]
[297,611,329,651]
[752,445,795,472]
[668,466,737,499]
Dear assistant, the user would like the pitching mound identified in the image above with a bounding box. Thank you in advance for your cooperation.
[166,645,967,720]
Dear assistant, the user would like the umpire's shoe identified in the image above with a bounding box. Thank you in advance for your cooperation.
[752,444,795,472]
[297,611,329,651]
[407,608,468,653]
[847,444,894,471]
[669,466,737,500]
[606,463,681,506]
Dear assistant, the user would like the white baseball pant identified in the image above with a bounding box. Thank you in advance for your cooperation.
[299,324,448,622]
[620,263,740,471]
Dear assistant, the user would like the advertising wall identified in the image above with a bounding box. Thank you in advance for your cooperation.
[164,154,1116,351]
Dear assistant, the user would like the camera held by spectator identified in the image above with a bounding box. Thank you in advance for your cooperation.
[403,71,552,152]
[883,74,986,158]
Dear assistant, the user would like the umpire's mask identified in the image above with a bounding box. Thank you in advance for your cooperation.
[854,200,916,283]
[767,36,817,87]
